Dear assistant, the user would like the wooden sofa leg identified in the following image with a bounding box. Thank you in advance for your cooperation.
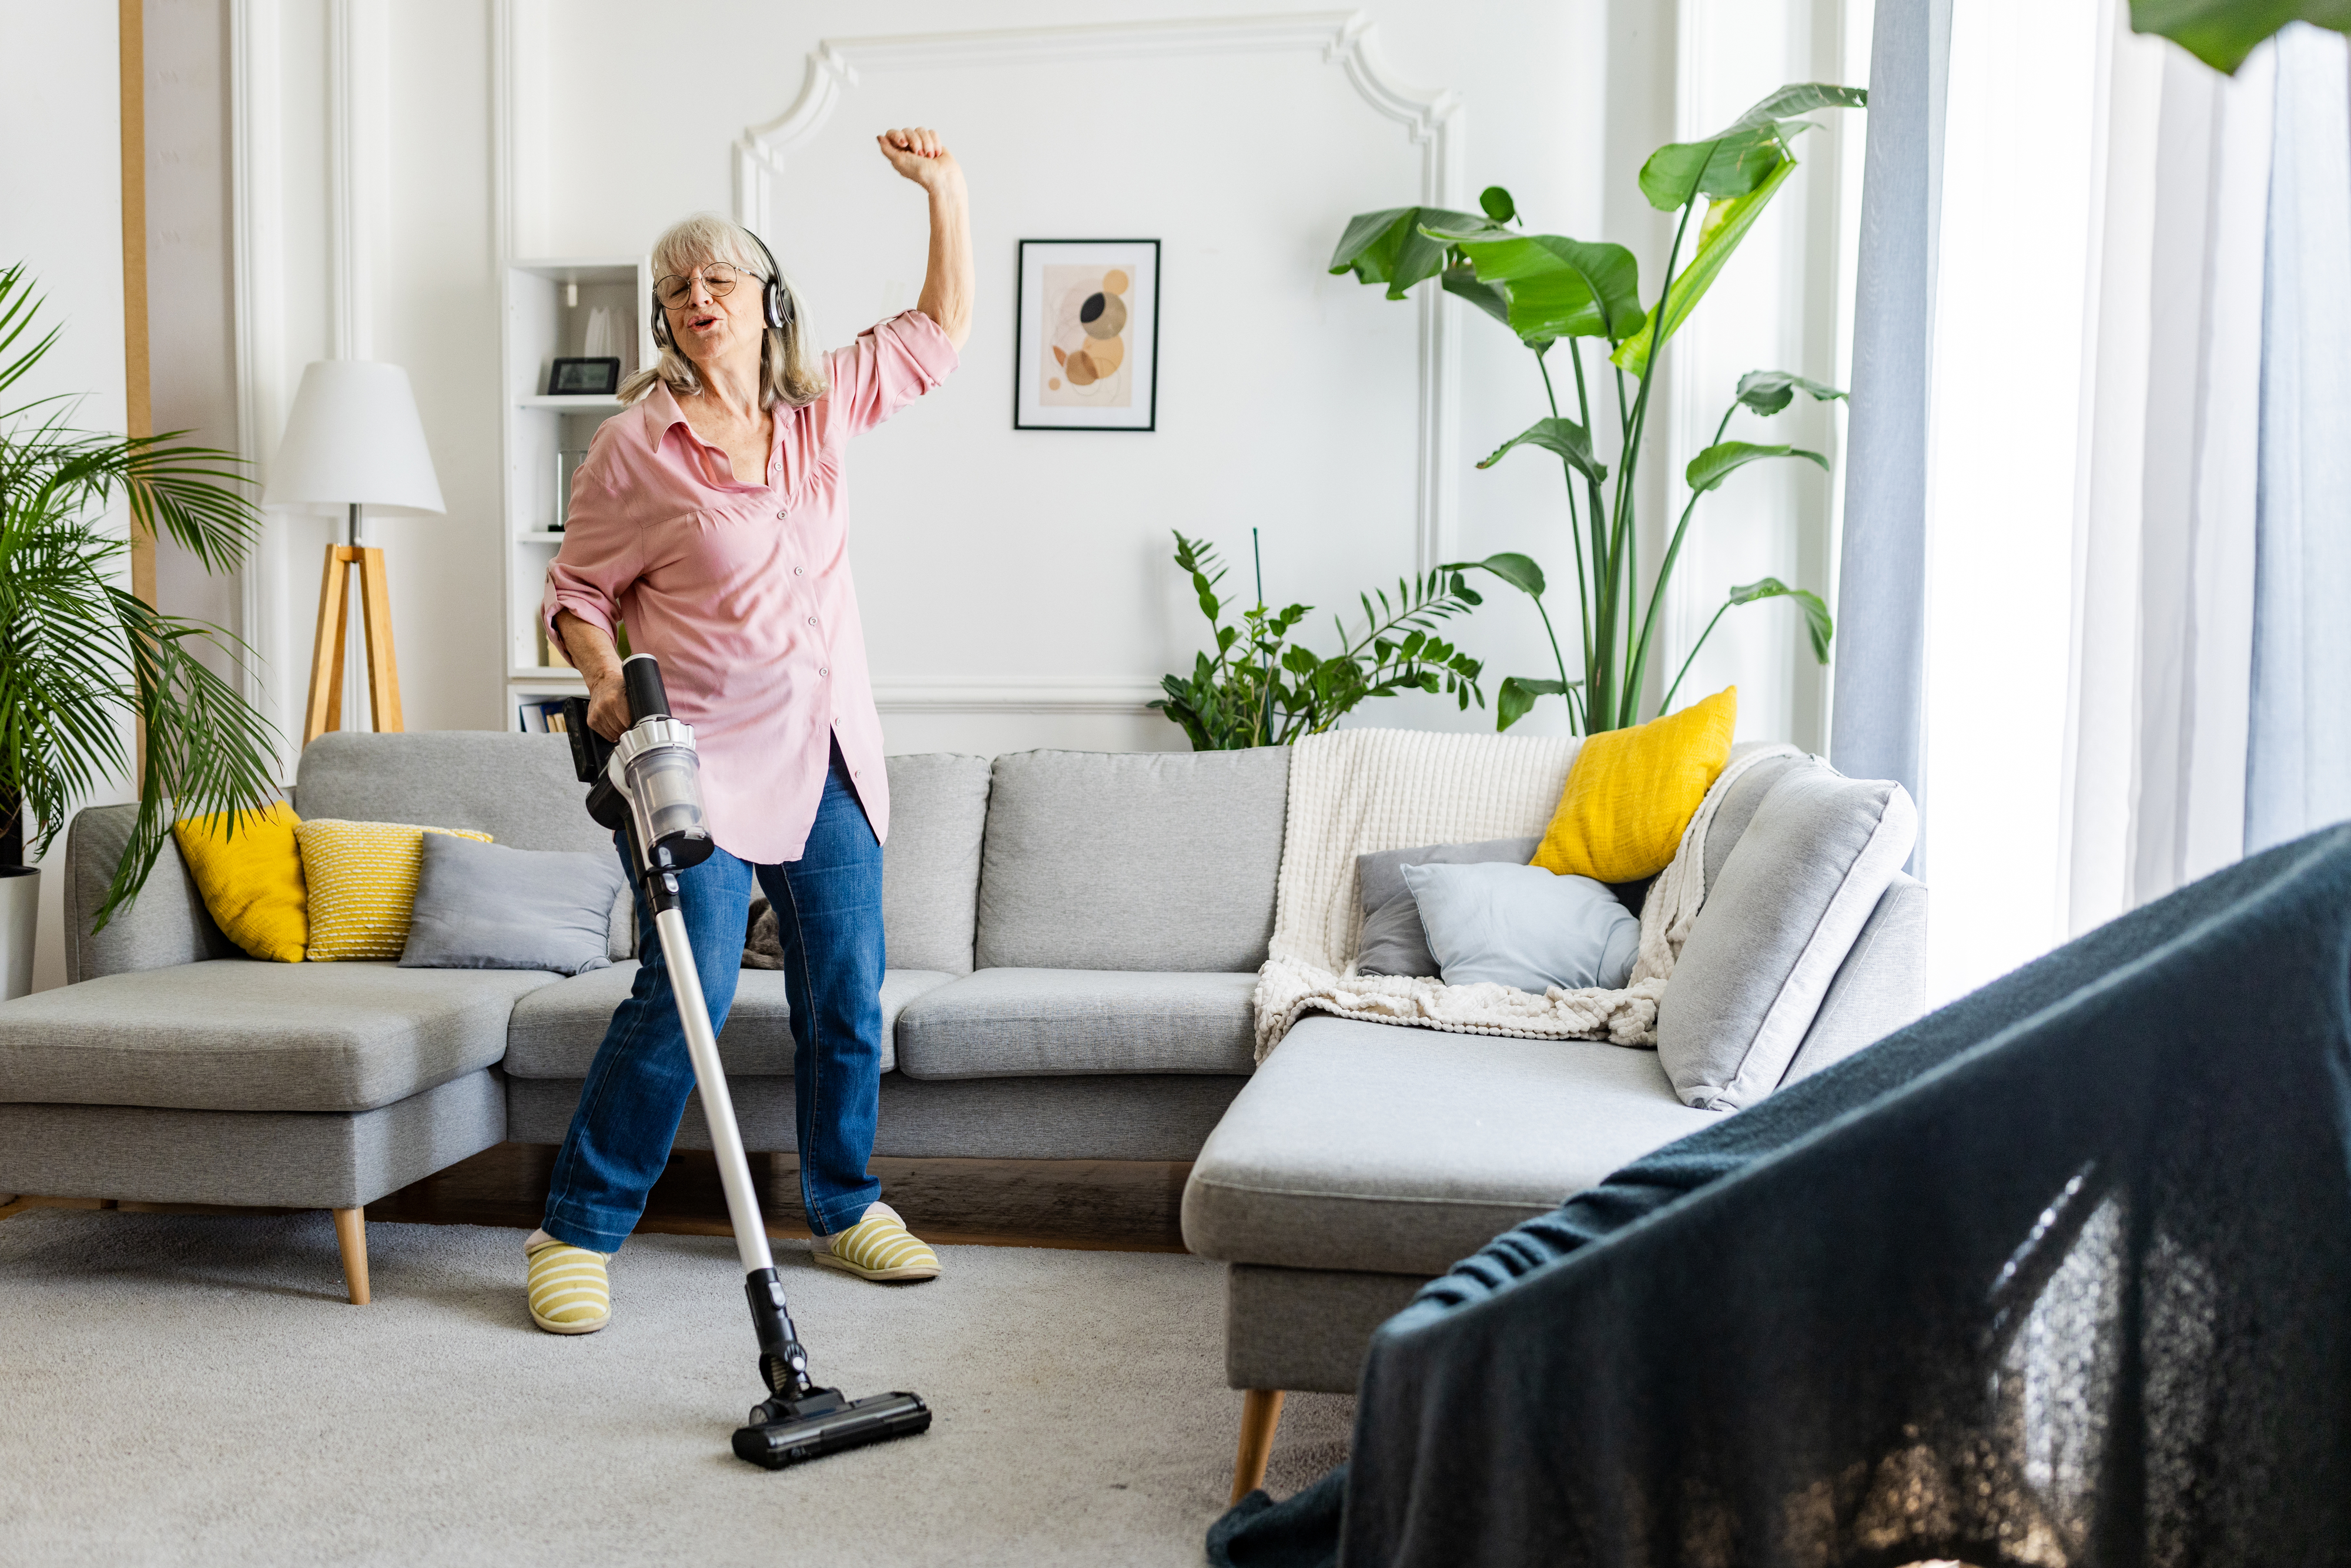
[1231,1388,1287,1503]
[332,1207,371,1305]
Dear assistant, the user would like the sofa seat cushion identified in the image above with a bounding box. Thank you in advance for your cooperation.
[501,965,951,1078]
[0,960,559,1114]
[895,968,1259,1079]
[1181,1014,1717,1276]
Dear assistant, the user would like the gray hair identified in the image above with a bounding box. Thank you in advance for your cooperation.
[620,212,826,409]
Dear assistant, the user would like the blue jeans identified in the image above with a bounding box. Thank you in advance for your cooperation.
[541,746,885,1252]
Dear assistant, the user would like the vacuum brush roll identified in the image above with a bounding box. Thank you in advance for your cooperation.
[732,1390,933,1470]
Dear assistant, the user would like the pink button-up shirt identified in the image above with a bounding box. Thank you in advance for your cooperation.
[541,310,958,864]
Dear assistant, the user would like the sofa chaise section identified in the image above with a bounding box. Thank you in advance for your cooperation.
[1,732,618,1303]
[1185,838,1928,1501]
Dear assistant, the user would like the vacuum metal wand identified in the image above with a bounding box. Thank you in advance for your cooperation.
[564,654,930,1469]
[652,903,772,1276]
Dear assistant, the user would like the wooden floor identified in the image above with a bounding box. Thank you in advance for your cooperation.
[363,1143,1193,1252]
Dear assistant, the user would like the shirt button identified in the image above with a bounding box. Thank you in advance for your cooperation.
[806,615,817,627]
[775,508,787,520]
[818,666,829,676]
[793,567,804,577]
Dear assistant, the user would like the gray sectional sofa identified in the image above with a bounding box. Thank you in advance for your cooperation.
[0,729,1925,1497]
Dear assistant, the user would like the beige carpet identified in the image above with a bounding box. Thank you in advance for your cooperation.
[0,1209,1352,1566]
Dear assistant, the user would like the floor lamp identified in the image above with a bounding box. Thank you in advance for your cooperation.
[264,361,446,746]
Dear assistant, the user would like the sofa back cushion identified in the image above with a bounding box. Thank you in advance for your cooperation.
[1657,759,1918,1111]
[882,753,990,974]
[296,733,606,854]
[975,748,1290,971]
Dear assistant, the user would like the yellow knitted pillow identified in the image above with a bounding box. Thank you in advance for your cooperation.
[172,800,308,963]
[1532,687,1739,884]
[295,819,494,961]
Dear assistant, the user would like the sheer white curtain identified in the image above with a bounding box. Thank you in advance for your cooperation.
[1846,2,2351,1001]
[2060,27,2273,937]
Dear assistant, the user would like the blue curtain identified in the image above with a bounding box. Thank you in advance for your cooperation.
[1829,0,1948,838]
[2246,24,2351,853]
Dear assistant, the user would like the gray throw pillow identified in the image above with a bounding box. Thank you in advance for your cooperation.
[1400,861,1640,993]
[400,832,628,976]
[1656,760,1918,1111]
[1355,836,1539,976]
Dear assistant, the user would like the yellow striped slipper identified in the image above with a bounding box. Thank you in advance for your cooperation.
[525,1231,612,1334]
[813,1201,940,1282]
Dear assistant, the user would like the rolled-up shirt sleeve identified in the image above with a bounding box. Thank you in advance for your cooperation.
[540,443,638,649]
[819,309,960,443]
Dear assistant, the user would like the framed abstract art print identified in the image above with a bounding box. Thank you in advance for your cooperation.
[1013,239,1159,431]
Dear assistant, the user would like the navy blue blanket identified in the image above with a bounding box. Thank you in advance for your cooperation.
[1213,825,2351,1568]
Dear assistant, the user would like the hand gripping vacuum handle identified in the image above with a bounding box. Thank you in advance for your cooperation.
[564,656,675,827]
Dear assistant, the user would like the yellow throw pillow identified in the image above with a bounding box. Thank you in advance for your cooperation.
[296,819,494,962]
[173,800,308,963]
[1533,686,1739,884]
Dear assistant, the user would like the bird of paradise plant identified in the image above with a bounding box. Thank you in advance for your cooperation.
[1330,82,1864,732]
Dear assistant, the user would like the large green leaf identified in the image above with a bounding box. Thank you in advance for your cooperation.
[1497,676,1576,731]
[2131,0,2351,73]
[1734,370,1846,417]
[1727,577,1834,662]
[1636,84,1867,210]
[1685,440,1829,494]
[1475,418,1607,484]
[1442,552,1546,597]
[1421,227,1646,344]
[1440,264,1515,334]
[1328,206,1486,300]
[1612,155,1797,377]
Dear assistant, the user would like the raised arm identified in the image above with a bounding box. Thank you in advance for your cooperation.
[876,127,972,349]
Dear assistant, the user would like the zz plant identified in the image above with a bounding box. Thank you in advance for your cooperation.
[1331,83,1864,733]
[0,263,280,927]
[1153,530,1484,749]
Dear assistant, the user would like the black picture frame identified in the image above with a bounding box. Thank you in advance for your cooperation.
[1013,239,1160,431]
[548,356,622,397]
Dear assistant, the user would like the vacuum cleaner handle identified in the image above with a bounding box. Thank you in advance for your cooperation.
[622,653,671,725]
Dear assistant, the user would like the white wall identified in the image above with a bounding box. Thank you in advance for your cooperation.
[1,1,134,993]
[176,0,1864,768]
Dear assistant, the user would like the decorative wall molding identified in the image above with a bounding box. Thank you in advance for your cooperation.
[870,678,1166,716]
[227,0,288,753]
[326,0,366,363]
[733,9,1463,715]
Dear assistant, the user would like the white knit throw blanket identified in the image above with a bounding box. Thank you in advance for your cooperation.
[1252,731,1801,1060]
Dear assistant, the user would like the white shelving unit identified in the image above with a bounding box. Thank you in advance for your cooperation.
[497,256,651,729]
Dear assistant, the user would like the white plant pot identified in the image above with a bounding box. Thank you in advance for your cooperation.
[1,867,36,1001]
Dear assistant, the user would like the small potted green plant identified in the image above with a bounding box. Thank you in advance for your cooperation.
[0,263,281,995]
[1153,529,1485,749]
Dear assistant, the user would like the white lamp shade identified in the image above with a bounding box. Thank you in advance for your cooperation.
[263,360,446,513]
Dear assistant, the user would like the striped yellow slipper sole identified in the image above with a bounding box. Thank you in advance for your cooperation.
[813,1201,940,1282]
[526,1234,611,1334]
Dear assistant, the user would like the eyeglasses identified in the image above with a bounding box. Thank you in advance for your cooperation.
[655,265,746,309]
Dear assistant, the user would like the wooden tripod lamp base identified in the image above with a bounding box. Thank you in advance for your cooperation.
[304,542,403,746]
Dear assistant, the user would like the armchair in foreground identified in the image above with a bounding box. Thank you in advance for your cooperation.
[1217,823,2351,1568]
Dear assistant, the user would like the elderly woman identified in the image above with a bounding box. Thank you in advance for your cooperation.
[524,128,971,1335]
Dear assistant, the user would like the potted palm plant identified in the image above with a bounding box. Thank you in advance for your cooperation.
[1,263,281,996]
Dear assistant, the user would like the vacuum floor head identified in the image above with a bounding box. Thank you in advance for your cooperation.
[732,1386,932,1470]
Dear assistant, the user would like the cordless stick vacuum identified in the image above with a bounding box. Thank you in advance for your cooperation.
[564,654,931,1470]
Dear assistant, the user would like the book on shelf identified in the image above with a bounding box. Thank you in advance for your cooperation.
[516,698,572,735]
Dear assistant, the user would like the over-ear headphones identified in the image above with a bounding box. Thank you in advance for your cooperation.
[651,226,793,351]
